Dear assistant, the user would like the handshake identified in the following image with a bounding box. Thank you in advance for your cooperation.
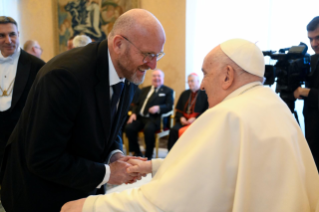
[60,155,153,212]
[108,153,153,185]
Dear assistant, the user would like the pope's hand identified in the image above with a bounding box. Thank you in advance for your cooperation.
[126,158,152,174]
[60,198,86,212]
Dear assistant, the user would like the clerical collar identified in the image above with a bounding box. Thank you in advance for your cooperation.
[108,49,125,86]
[0,47,21,64]
[191,89,199,94]
[223,81,262,102]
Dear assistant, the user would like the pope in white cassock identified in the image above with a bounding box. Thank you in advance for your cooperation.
[61,39,319,212]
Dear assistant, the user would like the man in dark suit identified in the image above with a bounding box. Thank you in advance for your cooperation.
[0,16,45,183]
[294,16,319,170]
[125,69,174,160]
[0,9,166,212]
[167,73,208,150]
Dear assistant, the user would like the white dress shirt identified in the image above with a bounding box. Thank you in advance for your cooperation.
[139,85,161,117]
[96,50,125,188]
[0,48,21,111]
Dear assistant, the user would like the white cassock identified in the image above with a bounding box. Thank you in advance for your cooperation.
[83,82,319,212]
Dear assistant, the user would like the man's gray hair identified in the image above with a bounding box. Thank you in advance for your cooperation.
[73,35,92,48]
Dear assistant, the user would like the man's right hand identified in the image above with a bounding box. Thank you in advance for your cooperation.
[127,113,137,124]
[108,160,134,185]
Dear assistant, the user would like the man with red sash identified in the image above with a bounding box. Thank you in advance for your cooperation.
[167,73,208,150]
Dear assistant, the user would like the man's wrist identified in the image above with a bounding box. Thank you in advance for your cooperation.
[109,152,124,163]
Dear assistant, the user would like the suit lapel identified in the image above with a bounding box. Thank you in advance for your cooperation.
[10,50,30,112]
[95,40,112,142]
[147,86,162,105]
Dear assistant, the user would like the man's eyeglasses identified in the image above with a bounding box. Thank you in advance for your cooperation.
[120,35,165,63]
[34,46,43,52]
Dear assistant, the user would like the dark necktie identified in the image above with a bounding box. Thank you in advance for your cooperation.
[111,82,124,122]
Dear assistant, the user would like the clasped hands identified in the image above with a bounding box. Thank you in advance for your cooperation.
[108,154,152,185]
[180,116,196,126]
[60,155,152,212]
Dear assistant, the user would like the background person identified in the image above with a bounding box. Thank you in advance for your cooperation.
[167,72,208,150]
[0,16,45,189]
[294,16,319,170]
[72,35,92,48]
[125,69,174,160]
[67,35,74,50]
[0,9,166,212]
[61,38,319,212]
[23,40,43,59]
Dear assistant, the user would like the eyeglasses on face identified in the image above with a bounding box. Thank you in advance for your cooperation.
[34,46,43,52]
[120,35,165,63]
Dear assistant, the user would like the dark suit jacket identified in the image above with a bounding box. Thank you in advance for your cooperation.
[0,41,137,212]
[133,85,174,125]
[174,89,208,124]
[0,50,45,168]
[303,54,319,164]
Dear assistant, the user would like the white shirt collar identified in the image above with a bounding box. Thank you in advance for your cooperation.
[108,50,125,86]
[223,81,262,102]
[0,47,21,64]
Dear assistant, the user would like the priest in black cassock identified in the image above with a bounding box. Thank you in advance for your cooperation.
[167,73,208,150]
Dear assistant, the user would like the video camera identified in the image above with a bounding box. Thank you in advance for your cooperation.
[263,42,311,114]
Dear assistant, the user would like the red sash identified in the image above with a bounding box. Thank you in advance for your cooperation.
[178,112,199,137]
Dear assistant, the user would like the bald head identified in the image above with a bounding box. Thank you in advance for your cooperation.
[107,9,166,86]
[188,73,200,92]
[152,69,164,88]
[109,9,165,42]
[24,40,42,58]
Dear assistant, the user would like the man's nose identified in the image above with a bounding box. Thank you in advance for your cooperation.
[146,58,157,70]
[4,35,11,43]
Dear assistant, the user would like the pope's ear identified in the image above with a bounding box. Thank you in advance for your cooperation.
[221,65,235,90]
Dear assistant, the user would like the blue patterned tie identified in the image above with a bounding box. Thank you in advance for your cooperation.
[111,82,124,122]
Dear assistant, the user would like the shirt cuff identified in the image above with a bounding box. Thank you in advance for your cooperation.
[107,149,124,163]
[96,150,124,188]
[96,165,110,188]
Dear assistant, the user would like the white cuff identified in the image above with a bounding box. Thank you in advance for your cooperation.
[107,149,124,163]
[96,165,110,188]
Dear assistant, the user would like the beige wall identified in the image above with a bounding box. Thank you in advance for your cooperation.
[18,0,186,103]
[140,0,186,102]
[18,0,56,63]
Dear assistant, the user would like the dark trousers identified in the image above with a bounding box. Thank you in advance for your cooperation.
[125,117,159,160]
[167,123,183,151]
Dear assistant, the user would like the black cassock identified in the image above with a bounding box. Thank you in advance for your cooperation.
[167,89,208,150]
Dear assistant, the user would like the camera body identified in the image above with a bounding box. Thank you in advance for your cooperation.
[263,43,311,113]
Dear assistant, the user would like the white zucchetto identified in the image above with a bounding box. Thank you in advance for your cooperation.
[220,38,265,77]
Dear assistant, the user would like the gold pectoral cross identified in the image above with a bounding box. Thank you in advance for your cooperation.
[2,90,7,96]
